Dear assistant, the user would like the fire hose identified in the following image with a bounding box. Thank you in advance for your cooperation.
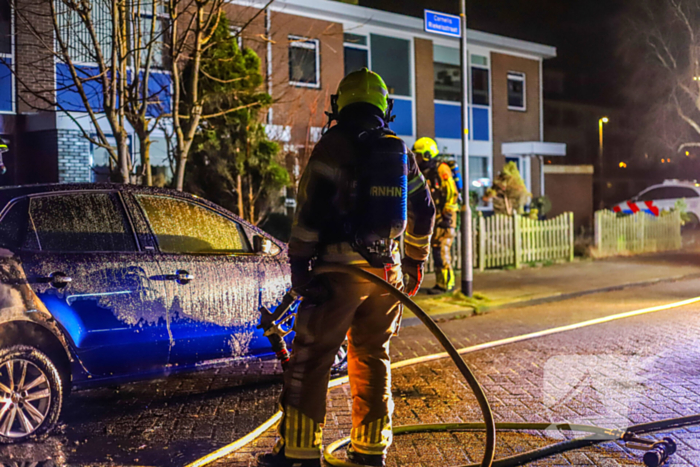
[259,263,698,467]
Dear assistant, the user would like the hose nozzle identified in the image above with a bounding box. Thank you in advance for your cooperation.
[643,437,676,467]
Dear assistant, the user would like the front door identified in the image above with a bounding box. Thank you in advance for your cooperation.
[130,193,265,366]
[18,191,170,377]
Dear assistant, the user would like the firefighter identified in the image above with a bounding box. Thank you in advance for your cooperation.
[413,137,459,295]
[256,69,435,467]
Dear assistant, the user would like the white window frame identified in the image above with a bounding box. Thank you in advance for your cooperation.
[137,1,169,71]
[343,33,368,51]
[507,71,526,112]
[471,66,490,107]
[343,32,369,72]
[229,25,243,49]
[288,35,320,89]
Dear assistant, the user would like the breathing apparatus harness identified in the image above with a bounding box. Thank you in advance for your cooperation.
[323,97,408,269]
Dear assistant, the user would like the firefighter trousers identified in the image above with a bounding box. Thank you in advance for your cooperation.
[275,265,402,459]
[432,226,456,291]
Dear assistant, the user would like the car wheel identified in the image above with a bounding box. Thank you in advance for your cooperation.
[331,341,348,374]
[684,213,700,230]
[0,345,63,444]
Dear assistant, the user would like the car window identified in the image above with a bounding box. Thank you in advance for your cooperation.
[29,193,137,252]
[640,187,698,201]
[135,194,251,254]
[0,198,30,249]
[639,188,671,201]
[666,187,700,199]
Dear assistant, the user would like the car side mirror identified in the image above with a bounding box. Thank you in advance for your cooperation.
[631,196,639,202]
[253,235,273,255]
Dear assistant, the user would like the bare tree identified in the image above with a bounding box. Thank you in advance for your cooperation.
[169,0,274,191]
[631,0,700,155]
[11,0,169,183]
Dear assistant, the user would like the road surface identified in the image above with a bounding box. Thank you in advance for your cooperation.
[4,277,700,466]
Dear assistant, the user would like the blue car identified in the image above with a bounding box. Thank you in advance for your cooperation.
[0,183,322,443]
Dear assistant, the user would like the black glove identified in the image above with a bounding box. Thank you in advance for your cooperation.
[402,257,424,297]
[437,212,453,229]
[290,257,312,290]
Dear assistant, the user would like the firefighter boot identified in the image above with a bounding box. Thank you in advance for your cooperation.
[256,448,321,467]
[347,446,386,467]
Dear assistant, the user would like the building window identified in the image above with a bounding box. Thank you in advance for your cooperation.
[138,0,169,69]
[289,35,320,88]
[507,71,526,111]
[471,67,489,106]
[229,25,243,49]
[433,45,459,102]
[434,62,460,102]
[0,0,10,55]
[469,156,490,207]
[0,0,12,113]
[344,33,368,74]
[471,54,487,67]
[90,135,133,182]
[370,34,411,96]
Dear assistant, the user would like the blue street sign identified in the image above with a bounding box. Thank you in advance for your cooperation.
[424,9,461,38]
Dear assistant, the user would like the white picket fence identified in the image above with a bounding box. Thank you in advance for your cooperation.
[407,212,575,272]
[594,210,682,257]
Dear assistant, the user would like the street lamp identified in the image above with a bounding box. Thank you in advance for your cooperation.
[599,117,609,155]
[597,117,609,209]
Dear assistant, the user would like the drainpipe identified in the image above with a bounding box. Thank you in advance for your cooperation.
[539,58,545,197]
[265,7,273,124]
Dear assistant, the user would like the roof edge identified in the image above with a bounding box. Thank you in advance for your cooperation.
[228,0,557,59]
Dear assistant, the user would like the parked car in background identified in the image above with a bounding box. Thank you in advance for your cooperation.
[612,180,700,225]
[0,184,309,443]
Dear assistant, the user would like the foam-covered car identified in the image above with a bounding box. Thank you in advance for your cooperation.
[0,184,299,443]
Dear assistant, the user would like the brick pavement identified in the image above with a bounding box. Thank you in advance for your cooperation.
[213,278,700,467]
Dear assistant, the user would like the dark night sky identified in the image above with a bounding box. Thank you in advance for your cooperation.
[358,0,628,106]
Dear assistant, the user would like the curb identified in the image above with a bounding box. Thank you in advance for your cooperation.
[400,272,700,328]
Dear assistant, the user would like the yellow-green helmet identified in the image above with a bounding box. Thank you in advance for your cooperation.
[413,137,439,160]
[336,68,389,113]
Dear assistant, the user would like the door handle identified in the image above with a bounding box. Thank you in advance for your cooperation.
[169,270,194,284]
[46,272,72,288]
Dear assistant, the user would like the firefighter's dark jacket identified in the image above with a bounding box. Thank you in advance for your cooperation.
[289,104,436,267]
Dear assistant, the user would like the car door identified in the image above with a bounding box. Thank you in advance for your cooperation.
[18,191,170,377]
[638,188,668,215]
[129,193,267,366]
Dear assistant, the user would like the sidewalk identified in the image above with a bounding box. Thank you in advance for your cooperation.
[412,251,700,318]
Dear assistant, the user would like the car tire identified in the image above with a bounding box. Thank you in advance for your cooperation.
[0,345,63,444]
[331,340,349,375]
[684,213,700,230]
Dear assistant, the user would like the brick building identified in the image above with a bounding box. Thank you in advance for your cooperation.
[226,0,564,209]
[0,0,565,202]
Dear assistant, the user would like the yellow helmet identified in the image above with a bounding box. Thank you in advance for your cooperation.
[336,68,389,113]
[413,137,439,160]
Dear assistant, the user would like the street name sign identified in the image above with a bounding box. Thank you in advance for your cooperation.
[424,10,461,38]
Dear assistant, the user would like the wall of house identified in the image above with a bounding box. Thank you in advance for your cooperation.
[414,37,434,139]
[491,52,541,195]
[268,11,343,144]
[14,0,55,113]
[544,165,594,230]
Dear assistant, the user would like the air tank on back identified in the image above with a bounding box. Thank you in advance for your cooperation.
[354,131,408,266]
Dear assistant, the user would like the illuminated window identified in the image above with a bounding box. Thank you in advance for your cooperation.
[507,71,526,111]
